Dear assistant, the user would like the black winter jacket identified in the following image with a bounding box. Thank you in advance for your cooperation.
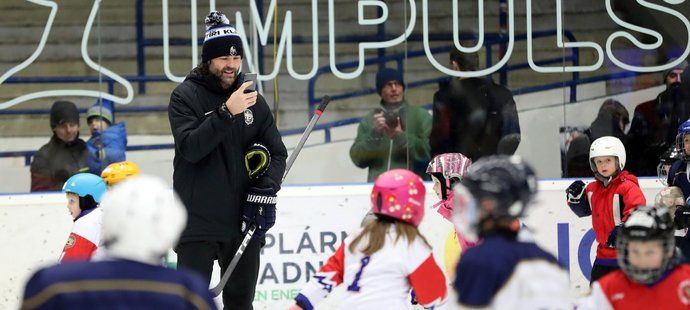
[30,135,88,192]
[430,77,521,160]
[168,70,287,242]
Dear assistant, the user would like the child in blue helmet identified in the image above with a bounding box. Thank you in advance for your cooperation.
[666,119,690,260]
[60,173,107,262]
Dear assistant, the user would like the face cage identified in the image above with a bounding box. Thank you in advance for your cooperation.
[617,235,675,285]
[657,162,671,186]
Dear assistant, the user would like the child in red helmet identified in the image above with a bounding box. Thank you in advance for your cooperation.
[290,169,447,310]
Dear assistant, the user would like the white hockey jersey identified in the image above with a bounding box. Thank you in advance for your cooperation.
[295,226,448,309]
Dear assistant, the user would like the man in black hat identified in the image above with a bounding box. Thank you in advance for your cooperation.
[168,11,286,309]
[349,67,432,182]
[30,100,88,191]
[627,60,688,176]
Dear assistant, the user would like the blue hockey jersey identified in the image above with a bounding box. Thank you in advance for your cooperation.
[454,234,571,308]
[22,259,216,309]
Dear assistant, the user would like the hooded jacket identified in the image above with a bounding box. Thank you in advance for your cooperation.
[30,135,88,192]
[168,69,287,242]
[583,170,646,261]
[87,122,127,175]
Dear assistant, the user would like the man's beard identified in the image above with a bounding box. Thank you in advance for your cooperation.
[212,67,237,86]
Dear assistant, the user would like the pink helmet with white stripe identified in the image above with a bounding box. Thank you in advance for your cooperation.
[426,153,472,200]
[370,169,426,227]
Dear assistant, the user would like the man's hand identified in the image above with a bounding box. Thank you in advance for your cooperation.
[241,187,277,238]
[225,81,257,116]
[384,116,403,139]
[373,112,389,134]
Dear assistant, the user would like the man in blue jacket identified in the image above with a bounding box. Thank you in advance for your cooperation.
[86,99,127,175]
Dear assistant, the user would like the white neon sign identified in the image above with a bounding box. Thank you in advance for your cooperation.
[605,0,690,73]
[1,0,689,110]
[0,0,133,109]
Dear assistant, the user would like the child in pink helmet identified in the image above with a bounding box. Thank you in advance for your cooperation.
[427,153,474,250]
[290,169,447,310]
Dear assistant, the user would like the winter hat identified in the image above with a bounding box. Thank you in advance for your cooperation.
[663,58,687,80]
[375,68,405,94]
[86,99,114,125]
[201,11,243,63]
[50,100,79,129]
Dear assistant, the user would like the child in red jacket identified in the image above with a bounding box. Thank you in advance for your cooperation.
[566,136,646,283]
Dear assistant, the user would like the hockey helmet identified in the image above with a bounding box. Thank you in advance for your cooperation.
[100,175,186,265]
[589,136,626,172]
[617,206,676,284]
[676,119,690,161]
[657,145,682,185]
[370,169,426,227]
[101,161,140,187]
[452,155,537,241]
[63,173,107,203]
[426,153,472,200]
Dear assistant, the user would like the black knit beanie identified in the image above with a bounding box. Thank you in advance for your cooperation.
[376,68,405,94]
[50,100,80,129]
[201,11,243,63]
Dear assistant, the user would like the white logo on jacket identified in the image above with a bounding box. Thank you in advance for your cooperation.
[244,109,254,125]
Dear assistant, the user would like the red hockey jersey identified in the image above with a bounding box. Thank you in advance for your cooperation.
[581,264,690,309]
[60,208,103,262]
[584,171,646,260]
[295,226,447,309]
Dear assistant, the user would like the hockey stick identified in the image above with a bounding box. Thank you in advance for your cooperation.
[210,96,331,297]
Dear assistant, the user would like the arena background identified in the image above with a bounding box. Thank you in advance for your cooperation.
[0,0,688,308]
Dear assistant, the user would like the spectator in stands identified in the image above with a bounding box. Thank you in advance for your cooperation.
[627,60,688,176]
[30,101,88,192]
[350,67,432,182]
[430,49,521,161]
[85,99,127,175]
[565,99,630,177]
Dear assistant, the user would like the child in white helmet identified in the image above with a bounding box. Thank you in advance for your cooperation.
[565,136,646,283]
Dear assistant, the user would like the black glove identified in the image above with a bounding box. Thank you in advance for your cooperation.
[245,143,271,180]
[606,226,620,248]
[675,205,690,229]
[241,187,277,238]
[566,180,591,217]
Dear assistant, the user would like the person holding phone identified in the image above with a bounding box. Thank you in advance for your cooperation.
[167,11,286,309]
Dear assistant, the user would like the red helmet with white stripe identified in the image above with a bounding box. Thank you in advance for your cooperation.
[371,169,426,227]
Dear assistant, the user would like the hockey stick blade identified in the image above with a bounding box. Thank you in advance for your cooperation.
[210,224,256,297]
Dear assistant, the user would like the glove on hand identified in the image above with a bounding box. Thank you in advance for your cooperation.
[606,226,620,248]
[241,187,277,238]
[245,143,271,180]
[566,180,586,204]
[674,204,690,229]
[566,180,591,217]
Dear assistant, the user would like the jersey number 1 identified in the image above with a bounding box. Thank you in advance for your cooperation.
[347,256,371,292]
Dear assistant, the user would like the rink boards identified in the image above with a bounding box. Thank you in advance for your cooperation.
[0,178,664,309]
